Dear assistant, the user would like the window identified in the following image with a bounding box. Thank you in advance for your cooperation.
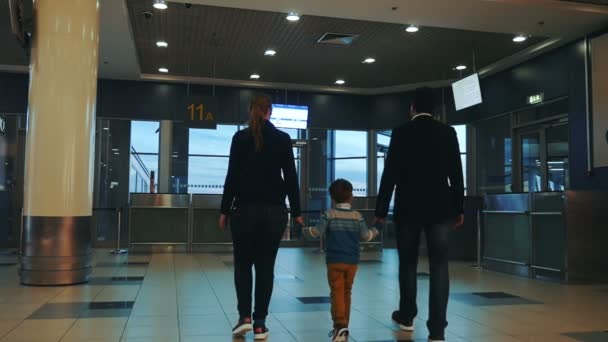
[376,131,394,209]
[376,132,391,191]
[452,125,467,193]
[278,128,302,172]
[332,130,367,197]
[188,125,238,194]
[130,121,159,192]
[187,125,303,196]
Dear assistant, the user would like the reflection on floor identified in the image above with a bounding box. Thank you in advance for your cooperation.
[0,248,606,341]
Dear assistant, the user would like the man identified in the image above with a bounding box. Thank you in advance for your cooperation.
[375,87,464,342]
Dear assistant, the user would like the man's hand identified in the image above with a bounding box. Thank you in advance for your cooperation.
[453,214,464,230]
[294,216,305,226]
[218,214,227,231]
[374,217,386,226]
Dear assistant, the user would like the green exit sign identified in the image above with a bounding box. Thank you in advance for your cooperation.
[527,93,544,105]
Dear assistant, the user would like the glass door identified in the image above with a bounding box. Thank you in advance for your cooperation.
[546,122,569,191]
[520,132,543,192]
[514,119,569,193]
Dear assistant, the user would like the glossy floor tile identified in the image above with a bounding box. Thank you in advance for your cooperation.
[0,248,605,342]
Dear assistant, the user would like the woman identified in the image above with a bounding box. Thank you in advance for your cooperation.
[219,94,304,340]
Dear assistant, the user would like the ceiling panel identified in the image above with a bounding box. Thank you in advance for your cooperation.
[126,0,546,88]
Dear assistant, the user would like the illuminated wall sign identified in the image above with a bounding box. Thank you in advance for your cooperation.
[527,93,544,105]
[0,117,6,134]
[179,96,218,129]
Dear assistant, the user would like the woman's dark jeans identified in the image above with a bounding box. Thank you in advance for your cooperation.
[231,204,287,320]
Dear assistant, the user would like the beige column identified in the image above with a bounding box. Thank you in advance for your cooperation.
[20,0,100,285]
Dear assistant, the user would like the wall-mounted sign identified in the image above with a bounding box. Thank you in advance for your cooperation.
[179,96,218,129]
[527,93,544,105]
[0,117,6,134]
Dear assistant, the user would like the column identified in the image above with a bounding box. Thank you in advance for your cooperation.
[21,0,100,285]
[158,120,173,193]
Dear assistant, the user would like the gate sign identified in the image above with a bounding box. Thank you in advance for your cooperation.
[179,96,218,129]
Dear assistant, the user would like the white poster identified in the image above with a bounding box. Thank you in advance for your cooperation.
[592,33,608,168]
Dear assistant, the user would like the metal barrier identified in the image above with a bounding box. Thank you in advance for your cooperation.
[92,207,127,254]
[128,193,190,252]
[190,194,232,252]
[111,208,127,254]
[463,196,485,268]
[483,191,608,282]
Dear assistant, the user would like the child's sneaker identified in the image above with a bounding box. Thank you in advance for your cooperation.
[232,317,253,336]
[329,327,349,342]
[253,324,269,340]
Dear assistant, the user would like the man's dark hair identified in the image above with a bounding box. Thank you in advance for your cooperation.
[329,179,353,204]
[412,87,435,114]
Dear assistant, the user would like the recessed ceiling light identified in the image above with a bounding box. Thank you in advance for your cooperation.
[335,79,346,85]
[405,25,419,33]
[250,74,261,79]
[363,57,376,64]
[158,67,169,73]
[513,35,528,43]
[153,0,168,10]
[264,49,277,56]
[156,41,168,48]
[286,12,300,21]
[455,65,467,71]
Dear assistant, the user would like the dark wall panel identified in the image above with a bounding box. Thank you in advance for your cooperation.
[371,93,410,130]
[0,73,28,114]
[468,41,607,190]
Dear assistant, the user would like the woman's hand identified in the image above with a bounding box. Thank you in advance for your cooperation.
[219,214,227,231]
[294,216,305,227]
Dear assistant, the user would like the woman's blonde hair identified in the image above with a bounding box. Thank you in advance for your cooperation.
[249,94,272,152]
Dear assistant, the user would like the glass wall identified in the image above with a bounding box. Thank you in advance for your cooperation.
[130,121,159,192]
[332,130,368,197]
[0,115,26,248]
[475,115,513,194]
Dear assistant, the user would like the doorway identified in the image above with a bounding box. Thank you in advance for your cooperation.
[513,118,569,193]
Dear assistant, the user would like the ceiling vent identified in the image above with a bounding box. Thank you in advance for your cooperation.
[317,32,359,46]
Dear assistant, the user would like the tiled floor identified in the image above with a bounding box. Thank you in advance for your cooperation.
[0,249,606,342]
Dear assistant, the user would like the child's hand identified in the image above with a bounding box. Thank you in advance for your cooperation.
[370,228,380,241]
[302,227,321,240]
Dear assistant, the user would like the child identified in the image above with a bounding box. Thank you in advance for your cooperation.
[303,179,379,342]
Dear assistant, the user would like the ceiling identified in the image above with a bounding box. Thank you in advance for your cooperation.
[1,0,607,93]
[560,0,608,5]
[127,0,545,88]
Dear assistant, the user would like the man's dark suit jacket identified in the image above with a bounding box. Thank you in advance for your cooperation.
[375,115,464,225]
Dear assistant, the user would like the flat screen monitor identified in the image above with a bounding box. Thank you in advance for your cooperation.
[270,104,309,129]
[452,73,482,111]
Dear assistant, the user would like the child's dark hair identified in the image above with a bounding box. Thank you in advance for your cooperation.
[329,179,353,204]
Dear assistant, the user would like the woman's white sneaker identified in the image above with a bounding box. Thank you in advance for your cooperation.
[232,317,253,336]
